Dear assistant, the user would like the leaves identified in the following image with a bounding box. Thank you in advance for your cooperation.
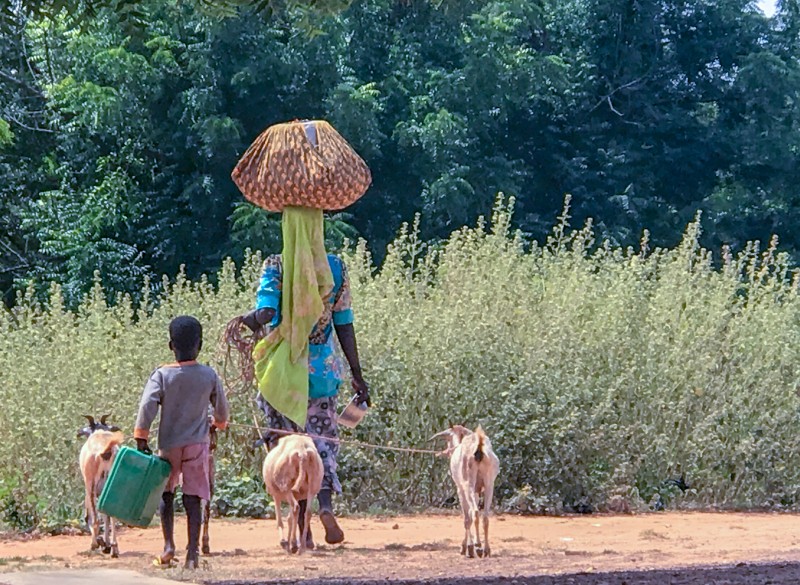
[5,201,800,530]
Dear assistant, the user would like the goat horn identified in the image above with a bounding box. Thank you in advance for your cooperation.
[84,415,95,426]
[428,429,452,442]
[100,414,110,425]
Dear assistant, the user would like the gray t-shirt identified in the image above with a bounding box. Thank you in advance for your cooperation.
[134,361,229,451]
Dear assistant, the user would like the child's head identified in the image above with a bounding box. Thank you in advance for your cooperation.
[169,315,202,360]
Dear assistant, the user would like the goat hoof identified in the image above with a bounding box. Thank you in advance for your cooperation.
[484,547,491,558]
[111,545,119,559]
[476,546,484,558]
[202,543,210,555]
[290,542,299,554]
[467,544,476,558]
[102,545,112,555]
[460,544,467,555]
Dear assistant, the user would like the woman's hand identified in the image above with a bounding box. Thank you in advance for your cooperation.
[241,308,276,332]
[352,375,371,407]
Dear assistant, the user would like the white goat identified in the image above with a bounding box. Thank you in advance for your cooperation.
[262,433,324,554]
[77,415,124,557]
[432,425,500,558]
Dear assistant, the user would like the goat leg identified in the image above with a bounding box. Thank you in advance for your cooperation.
[456,485,473,557]
[288,499,299,554]
[86,486,103,551]
[202,499,211,555]
[102,514,119,558]
[483,479,495,558]
[472,507,482,558]
[274,497,288,551]
[203,451,215,555]
[298,499,314,551]
[102,514,112,554]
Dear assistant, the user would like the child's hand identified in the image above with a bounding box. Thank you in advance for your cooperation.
[136,438,152,455]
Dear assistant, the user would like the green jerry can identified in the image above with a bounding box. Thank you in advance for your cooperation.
[97,446,172,527]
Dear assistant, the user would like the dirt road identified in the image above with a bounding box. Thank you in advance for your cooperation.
[2,512,800,584]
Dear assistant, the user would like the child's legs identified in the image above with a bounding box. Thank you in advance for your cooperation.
[177,443,211,502]
[159,443,210,564]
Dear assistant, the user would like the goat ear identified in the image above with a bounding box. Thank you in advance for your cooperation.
[429,429,452,442]
[100,414,110,425]
[84,415,95,427]
[451,425,471,440]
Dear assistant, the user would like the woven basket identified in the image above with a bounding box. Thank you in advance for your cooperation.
[231,120,372,212]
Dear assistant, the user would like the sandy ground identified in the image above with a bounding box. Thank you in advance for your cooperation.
[2,512,800,584]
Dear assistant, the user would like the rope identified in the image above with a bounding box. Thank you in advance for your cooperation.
[218,316,446,458]
[216,315,264,394]
[225,421,447,457]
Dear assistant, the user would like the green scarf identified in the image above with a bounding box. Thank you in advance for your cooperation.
[253,207,334,427]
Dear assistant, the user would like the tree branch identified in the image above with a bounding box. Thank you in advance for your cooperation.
[0,263,29,274]
[590,76,647,114]
[6,113,54,133]
[0,69,43,97]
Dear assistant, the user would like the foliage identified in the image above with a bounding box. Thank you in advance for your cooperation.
[212,458,274,518]
[4,0,800,303]
[3,199,800,531]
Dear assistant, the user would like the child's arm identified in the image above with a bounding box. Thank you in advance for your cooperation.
[210,374,230,430]
[134,370,163,453]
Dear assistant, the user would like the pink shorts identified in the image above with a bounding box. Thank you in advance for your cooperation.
[160,443,210,501]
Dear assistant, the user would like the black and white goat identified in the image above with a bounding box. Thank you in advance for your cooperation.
[202,421,218,555]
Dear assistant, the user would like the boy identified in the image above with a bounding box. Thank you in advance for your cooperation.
[134,315,229,569]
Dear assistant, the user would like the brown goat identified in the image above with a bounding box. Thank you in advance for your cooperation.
[78,415,124,557]
[432,425,500,558]
[262,434,324,554]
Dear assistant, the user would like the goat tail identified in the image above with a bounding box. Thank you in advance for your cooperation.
[474,426,486,462]
[292,451,311,494]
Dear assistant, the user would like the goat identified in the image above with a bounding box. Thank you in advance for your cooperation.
[261,433,324,554]
[77,414,124,557]
[431,425,500,558]
[202,421,218,555]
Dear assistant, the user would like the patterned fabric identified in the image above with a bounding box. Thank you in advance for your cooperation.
[255,253,353,399]
[231,120,372,212]
[252,207,333,427]
[256,393,342,494]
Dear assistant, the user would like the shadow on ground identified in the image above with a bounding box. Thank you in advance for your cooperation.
[206,561,800,585]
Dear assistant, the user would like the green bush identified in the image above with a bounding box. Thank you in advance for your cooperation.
[3,195,800,531]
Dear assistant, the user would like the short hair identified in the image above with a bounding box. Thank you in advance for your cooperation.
[169,315,202,354]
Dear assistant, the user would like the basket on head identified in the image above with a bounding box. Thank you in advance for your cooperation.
[231,120,372,212]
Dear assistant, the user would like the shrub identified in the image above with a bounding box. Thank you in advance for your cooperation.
[3,195,800,531]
